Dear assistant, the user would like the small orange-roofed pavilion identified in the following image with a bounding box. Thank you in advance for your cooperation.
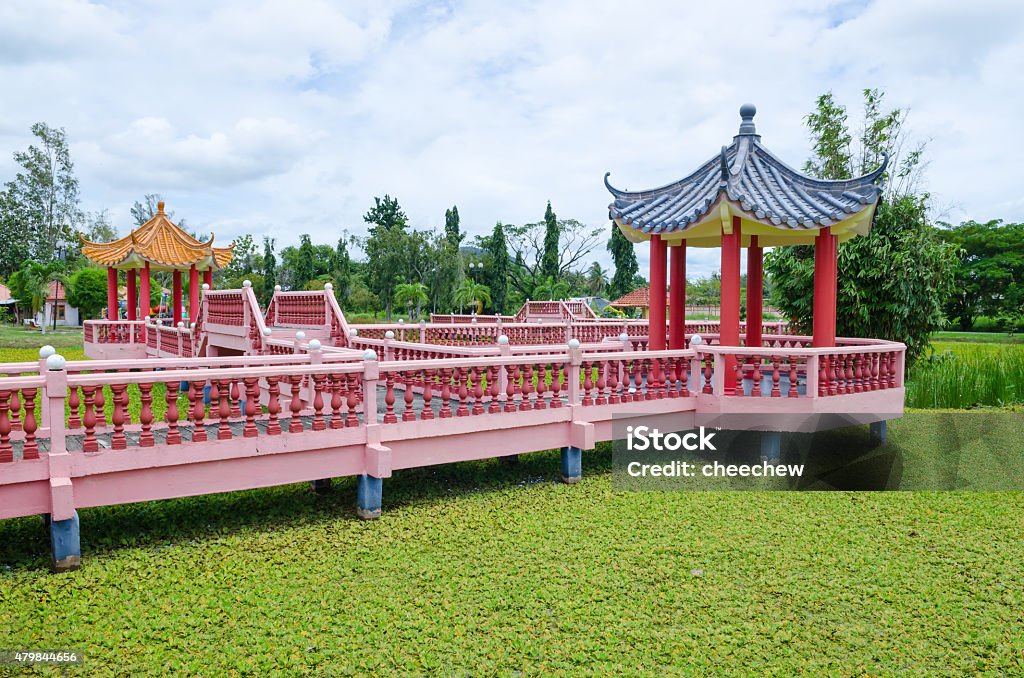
[80,201,234,325]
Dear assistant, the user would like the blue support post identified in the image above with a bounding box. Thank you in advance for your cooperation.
[49,511,81,573]
[357,474,383,520]
[870,420,887,447]
[561,446,582,484]
[760,431,781,463]
[310,478,332,494]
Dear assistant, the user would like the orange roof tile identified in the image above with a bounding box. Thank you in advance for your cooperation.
[80,201,234,271]
[609,286,666,308]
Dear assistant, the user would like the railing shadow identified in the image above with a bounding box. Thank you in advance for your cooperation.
[0,444,615,571]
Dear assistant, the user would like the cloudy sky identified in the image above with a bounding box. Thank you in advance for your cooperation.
[1,0,1021,277]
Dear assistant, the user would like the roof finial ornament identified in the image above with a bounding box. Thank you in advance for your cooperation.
[738,103,757,135]
[157,201,165,214]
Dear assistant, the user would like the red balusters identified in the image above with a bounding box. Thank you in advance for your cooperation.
[581,361,593,406]
[520,364,533,411]
[383,372,397,424]
[289,375,304,432]
[93,386,106,427]
[751,358,762,398]
[9,390,20,431]
[311,374,327,430]
[818,356,828,397]
[472,367,484,415]
[533,364,547,411]
[702,356,713,395]
[403,372,416,421]
[22,389,39,459]
[487,366,500,414]
[266,376,282,435]
[422,370,435,420]
[788,358,799,398]
[439,368,453,418]
[346,374,360,427]
[551,363,564,408]
[679,357,691,397]
[165,381,181,444]
[139,382,154,447]
[230,379,242,418]
[504,365,517,413]
[329,375,344,429]
[191,381,207,442]
[110,383,128,450]
[81,386,98,452]
[68,384,81,429]
[214,379,231,440]
[607,360,621,404]
[456,367,469,417]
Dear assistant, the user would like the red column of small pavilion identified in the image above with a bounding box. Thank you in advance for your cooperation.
[813,227,838,347]
[668,243,686,349]
[648,235,667,350]
[720,218,742,394]
[746,235,763,349]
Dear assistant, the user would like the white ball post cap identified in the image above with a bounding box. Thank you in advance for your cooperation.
[39,345,56,359]
[618,333,630,342]
[46,353,66,371]
[362,349,378,361]
[398,318,404,324]
[385,330,395,339]
[262,327,272,337]
[324,282,333,290]
[349,328,358,337]
[497,335,509,345]
[471,318,477,324]
[308,339,322,351]
[176,321,184,329]
[295,331,306,341]
[144,315,151,321]
[690,334,703,346]
[274,284,282,291]
[242,280,252,288]
[568,338,581,349]
[201,283,210,291]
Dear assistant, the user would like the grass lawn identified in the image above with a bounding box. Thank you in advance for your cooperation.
[932,331,1023,344]
[0,324,86,364]
[2,423,1023,674]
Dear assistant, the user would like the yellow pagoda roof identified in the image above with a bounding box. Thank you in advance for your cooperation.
[79,201,234,271]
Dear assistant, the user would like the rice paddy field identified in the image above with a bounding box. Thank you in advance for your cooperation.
[0,326,1022,674]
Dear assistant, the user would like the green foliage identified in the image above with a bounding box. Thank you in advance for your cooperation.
[66,267,108,320]
[606,224,638,299]
[394,282,429,320]
[541,201,560,280]
[363,194,408,234]
[9,259,65,325]
[907,341,1024,408]
[481,222,510,314]
[767,89,956,364]
[1,123,82,273]
[347,278,381,313]
[938,220,1024,331]
[331,236,352,306]
[506,213,601,296]
[585,262,608,296]
[531,276,570,301]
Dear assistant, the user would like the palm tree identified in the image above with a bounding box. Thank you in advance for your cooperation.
[585,262,609,296]
[9,260,65,334]
[453,280,491,314]
[394,282,429,320]
[531,276,570,301]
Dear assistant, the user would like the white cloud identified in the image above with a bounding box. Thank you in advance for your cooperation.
[0,0,1021,279]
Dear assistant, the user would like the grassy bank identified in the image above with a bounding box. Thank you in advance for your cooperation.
[2,431,1023,674]
[906,339,1024,409]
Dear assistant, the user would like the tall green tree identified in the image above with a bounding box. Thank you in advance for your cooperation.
[394,282,429,320]
[67,267,109,320]
[332,235,352,307]
[541,201,560,280]
[585,262,609,296]
[444,205,463,246]
[482,222,511,313]
[606,224,638,299]
[939,220,1024,330]
[505,216,602,296]
[363,194,408,234]
[261,237,277,304]
[294,234,316,290]
[453,279,491,314]
[1,123,81,267]
[766,89,957,364]
[362,196,410,319]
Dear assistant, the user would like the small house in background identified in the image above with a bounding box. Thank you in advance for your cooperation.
[608,286,665,319]
[0,283,16,319]
[40,281,79,327]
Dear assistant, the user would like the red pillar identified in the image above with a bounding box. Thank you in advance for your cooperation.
[106,266,118,320]
[140,262,151,318]
[648,235,667,350]
[126,269,138,321]
[172,270,183,325]
[189,265,199,325]
[813,227,838,347]
[203,269,213,290]
[668,242,686,349]
[720,217,742,394]
[746,235,763,349]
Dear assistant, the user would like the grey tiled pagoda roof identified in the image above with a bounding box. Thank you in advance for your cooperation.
[605,104,887,234]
